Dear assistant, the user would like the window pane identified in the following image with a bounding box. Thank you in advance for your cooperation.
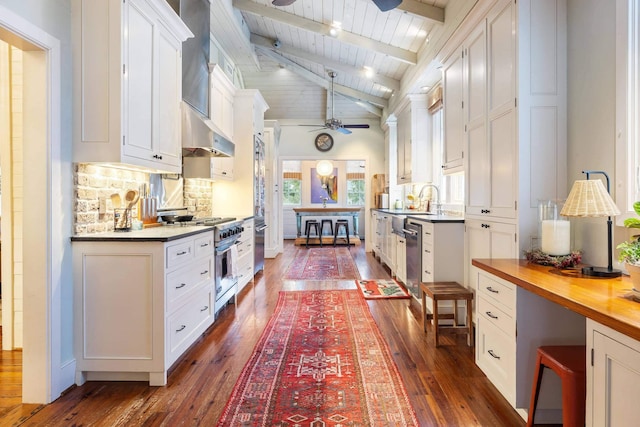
[347,179,365,206]
[283,179,301,205]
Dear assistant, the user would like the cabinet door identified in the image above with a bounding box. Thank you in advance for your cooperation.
[122,0,155,160]
[486,0,517,219]
[591,329,640,426]
[396,107,409,183]
[443,50,464,172]
[156,25,182,170]
[465,219,517,289]
[212,157,234,180]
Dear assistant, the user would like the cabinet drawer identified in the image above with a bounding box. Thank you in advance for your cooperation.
[167,287,212,365]
[422,222,434,239]
[477,271,515,314]
[422,243,434,270]
[236,240,253,258]
[237,262,254,284]
[166,257,213,313]
[194,233,213,258]
[476,316,515,404]
[166,240,194,269]
[478,295,514,336]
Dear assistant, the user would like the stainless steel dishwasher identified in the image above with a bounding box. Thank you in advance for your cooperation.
[403,219,422,301]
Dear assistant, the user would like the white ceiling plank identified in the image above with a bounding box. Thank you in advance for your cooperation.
[250,34,400,91]
[255,45,388,108]
[233,0,417,65]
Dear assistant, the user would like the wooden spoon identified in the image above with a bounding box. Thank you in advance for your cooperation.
[110,193,121,209]
[124,189,139,209]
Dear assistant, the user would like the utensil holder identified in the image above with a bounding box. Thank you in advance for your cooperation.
[114,208,132,231]
[139,197,158,224]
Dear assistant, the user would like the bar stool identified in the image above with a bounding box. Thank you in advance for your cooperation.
[320,219,334,239]
[304,220,321,248]
[333,219,350,246]
[420,282,473,347]
[527,345,586,427]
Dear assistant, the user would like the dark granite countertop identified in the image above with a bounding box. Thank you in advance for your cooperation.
[371,208,464,223]
[71,225,215,242]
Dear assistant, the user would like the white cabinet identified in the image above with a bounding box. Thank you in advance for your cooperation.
[73,230,215,386]
[236,218,254,293]
[396,94,431,184]
[465,218,517,290]
[264,121,281,258]
[587,319,640,427]
[72,0,192,174]
[209,64,236,141]
[443,49,465,173]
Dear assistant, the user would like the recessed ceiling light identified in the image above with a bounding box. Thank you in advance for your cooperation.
[421,85,431,91]
[329,21,342,37]
[363,66,375,78]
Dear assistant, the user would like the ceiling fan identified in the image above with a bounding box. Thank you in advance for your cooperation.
[272,0,402,13]
[301,71,370,135]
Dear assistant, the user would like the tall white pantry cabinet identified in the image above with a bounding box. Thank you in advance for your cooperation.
[447,0,568,415]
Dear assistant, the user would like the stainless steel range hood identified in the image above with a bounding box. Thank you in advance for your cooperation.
[176,0,235,158]
[182,102,234,157]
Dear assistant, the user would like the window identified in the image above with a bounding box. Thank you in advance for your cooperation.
[282,173,302,205]
[346,176,365,206]
[616,0,640,222]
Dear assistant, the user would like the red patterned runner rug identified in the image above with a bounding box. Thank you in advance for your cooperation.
[217,290,419,426]
[283,247,361,280]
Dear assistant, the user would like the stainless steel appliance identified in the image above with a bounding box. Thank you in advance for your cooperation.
[254,135,267,274]
[404,219,422,301]
[213,219,243,313]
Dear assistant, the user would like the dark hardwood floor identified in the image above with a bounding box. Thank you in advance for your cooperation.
[0,241,526,426]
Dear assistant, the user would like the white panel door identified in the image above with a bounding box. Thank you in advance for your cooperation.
[465,219,517,289]
[443,51,464,171]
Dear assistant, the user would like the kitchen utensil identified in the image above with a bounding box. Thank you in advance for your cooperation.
[124,189,139,209]
[176,215,194,222]
[160,214,178,224]
[110,193,121,209]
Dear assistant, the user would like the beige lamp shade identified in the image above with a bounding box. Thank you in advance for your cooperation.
[560,179,621,217]
[316,160,334,176]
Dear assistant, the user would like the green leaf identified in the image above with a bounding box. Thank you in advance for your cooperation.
[624,218,640,228]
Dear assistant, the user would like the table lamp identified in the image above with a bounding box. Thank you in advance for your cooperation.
[560,170,621,277]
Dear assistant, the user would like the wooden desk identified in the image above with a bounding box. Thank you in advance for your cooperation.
[472,259,640,341]
[293,207,362,238]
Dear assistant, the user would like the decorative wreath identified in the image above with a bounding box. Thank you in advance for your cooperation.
[524,248,582,269]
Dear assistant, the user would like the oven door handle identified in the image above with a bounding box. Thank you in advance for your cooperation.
[402,228,418,236]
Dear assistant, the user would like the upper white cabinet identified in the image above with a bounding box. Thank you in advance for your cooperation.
[442,50,465,172]
[396,94,431,184]
[465,0,517,220]
[209,64,236,141]
[72,0,192,174]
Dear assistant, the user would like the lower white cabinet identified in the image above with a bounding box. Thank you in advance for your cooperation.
[73,230,215,386]
[587,319,640,427]
[236,218,254,293]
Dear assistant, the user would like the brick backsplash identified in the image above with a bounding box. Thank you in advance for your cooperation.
[74,164,213,234]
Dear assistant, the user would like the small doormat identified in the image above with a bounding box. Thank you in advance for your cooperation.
[355,279,411,299]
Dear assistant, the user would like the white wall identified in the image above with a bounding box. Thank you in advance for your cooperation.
[567,0,623,268]
[0,0,74,402]
[278,119,385,250]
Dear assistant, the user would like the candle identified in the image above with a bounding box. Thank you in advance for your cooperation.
[541,220,570,255]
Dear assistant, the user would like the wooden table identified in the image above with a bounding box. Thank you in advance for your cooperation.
[293,207,362,238]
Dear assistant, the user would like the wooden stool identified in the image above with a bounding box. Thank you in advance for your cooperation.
[304,220,321,248]
[320,219,334,237]
[527,345,586,427]
[420,282,473,347]
[333,219,350,246]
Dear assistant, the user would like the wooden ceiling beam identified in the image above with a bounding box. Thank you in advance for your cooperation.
[233,0,417,65]
[250,34,400,92]
[397,0,445,23]
[254,45,388,109]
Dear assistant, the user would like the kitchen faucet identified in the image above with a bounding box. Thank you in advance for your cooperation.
[418,184,442,215]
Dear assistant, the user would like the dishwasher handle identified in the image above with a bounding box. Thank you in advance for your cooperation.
[402,228,419,236]
[256,224,268,232]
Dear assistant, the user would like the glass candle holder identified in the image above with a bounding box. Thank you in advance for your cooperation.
[538,200,570,255]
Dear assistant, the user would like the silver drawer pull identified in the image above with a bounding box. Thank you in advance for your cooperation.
[176,283,187,289]
[200,243,209,247]
[424,249,431,254]
[200,306,208,312]
[424,270,431,275]
[488,350,501,360]
[486,286,499,294]
[177,250,187,256]
[201,270,209,275]
[176,325,186,332]
[486,311,499,319]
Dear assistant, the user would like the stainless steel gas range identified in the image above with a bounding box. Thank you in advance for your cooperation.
[209,218,244,314]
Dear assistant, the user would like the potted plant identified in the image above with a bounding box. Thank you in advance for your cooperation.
[617,201,640,288]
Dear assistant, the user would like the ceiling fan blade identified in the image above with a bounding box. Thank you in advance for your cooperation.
[371,0,402,12]
[272,0,297,6]
[343,124,370,129]
[337,127,352,135]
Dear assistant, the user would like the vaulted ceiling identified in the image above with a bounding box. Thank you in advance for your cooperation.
[210,0,454,124]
